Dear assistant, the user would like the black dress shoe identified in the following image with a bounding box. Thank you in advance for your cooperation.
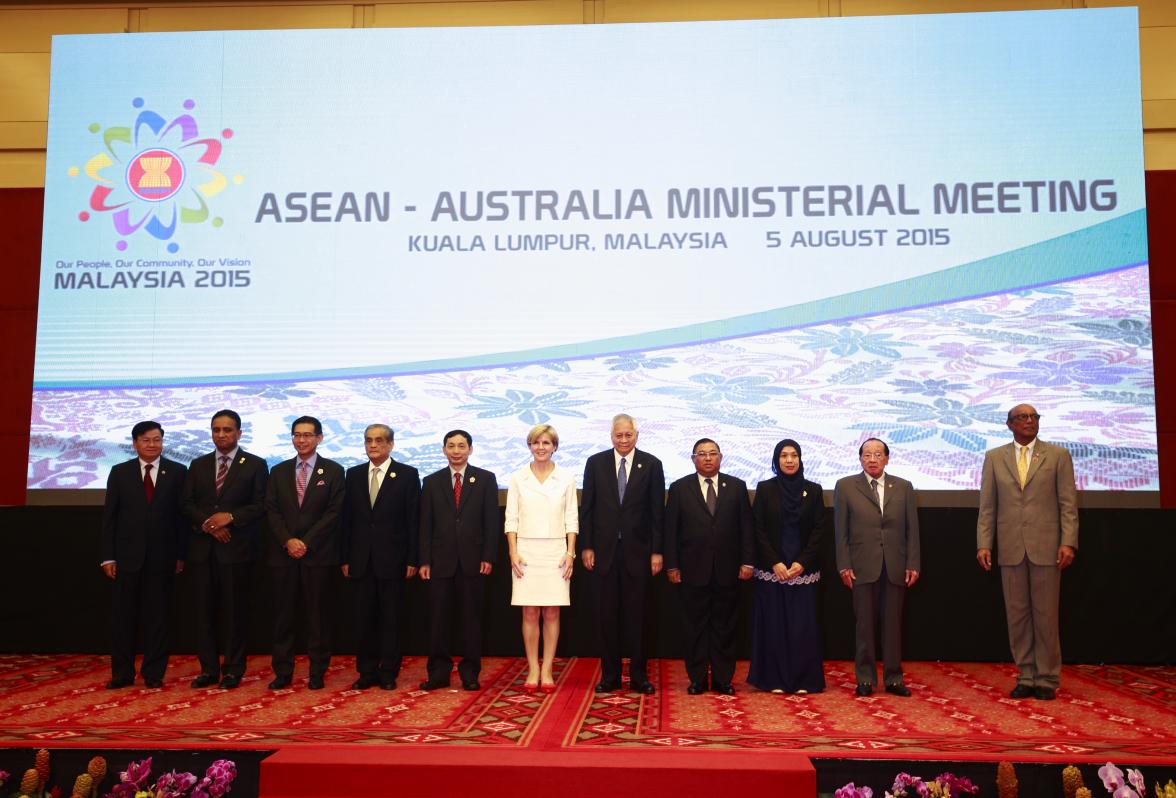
[219,675,241,689]
[595,680,621,694]
[418,678,449,691]
[1034,686,1057,701]
[352,674,380,690]
[462,680,481,691]
[268,676,292,690]
[855,683,873,697]
[686,681,707,695]
[308,675,325,690]
[713,683,735,696]
[1010,684,1034,699]
[380,679,397,690]
[191,673,219,688]
[106,678,133,690]
[885,683,912,697]
[144,678,163,689]
[631,680,656,695]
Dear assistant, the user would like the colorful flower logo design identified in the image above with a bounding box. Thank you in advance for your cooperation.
[70,97,242,253]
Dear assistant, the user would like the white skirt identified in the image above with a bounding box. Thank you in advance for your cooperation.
[511,537,571,606]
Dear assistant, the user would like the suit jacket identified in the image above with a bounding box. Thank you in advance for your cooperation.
[341,459,421,579]
[579,448,665,576]
[663,472,754,587]
[181,449,269,564]
[977,439,1079,567]
[753,478,825,573]
[265,455,345,567]
[833,472,920,585]
[419,465,499,578]
[100,457,189,572]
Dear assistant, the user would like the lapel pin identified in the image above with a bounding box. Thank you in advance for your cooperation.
[468,476,476,483]
[637,463,643,469]
[239,456,246,464]
[803,490,807,497]
[317,468,324,475]
[721,481,727,488]
[160,469,166,475]
[390,472,397,478]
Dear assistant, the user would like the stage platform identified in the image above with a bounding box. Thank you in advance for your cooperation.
[1,654,1173,796]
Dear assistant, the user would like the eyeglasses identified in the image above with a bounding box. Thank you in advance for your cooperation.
[292,432,319,439]
[692,450,721,459]
[1009,413,1042,422]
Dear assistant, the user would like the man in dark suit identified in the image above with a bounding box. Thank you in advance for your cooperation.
[100,420,188,689]
[664,438,753,695]
[977,403,1078,701]
[834,438,921,697]
[341,423,420,690]
[580,414,665,694]
[180,409,269,689]
[418,430,499,691]
[264,415,345,690]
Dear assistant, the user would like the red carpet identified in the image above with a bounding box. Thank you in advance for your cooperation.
[2,654,1172,796]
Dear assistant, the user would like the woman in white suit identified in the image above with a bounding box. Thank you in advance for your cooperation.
[505,423,579,692]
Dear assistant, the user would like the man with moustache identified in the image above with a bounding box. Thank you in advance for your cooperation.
[580,414,665,694]
[977,403,1078,701]
[265,416,345,690]
[418,430,499,691]
[181,409,269,689]
[341,424,420,690]
[100,421,188,689]
[834,438,920,697]
[663,438,754,695]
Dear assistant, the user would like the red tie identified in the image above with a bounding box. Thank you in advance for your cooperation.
[143,463,155,503]
[453,471,462,507]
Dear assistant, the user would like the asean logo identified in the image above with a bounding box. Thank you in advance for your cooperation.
[70,97,242,253]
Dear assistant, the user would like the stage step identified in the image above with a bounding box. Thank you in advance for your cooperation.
[259,747,816,798]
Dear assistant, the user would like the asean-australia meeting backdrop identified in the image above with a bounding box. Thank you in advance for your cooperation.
[31,8,1155,491]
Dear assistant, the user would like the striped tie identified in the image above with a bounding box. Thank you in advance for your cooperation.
[296,461,309,506]
[215,455,229,495]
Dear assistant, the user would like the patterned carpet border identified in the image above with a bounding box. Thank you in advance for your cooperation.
[2,654,1173,763]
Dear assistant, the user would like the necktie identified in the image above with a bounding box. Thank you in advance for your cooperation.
[453,471,463,507]
[215,455,229,496]
[1017,446,1029,489]
[617,457,628,502]
[296,461,308,506]
[369,467,381,507]
[143,463,155,503]
[705,477,717,515]
[870,478,880,509]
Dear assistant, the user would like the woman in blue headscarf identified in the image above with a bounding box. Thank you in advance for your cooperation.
[748,439,826,693]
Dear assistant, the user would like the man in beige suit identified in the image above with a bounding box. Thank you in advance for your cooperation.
[977,403,1078,701]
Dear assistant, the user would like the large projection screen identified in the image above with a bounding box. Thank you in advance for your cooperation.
[30,9,1156,494]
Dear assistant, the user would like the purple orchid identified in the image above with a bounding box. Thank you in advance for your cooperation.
[890,772,931,797]
[936,773,980,796]
[1127,769,1146,795]
[119,758,153,787]
[1100,763,1126,791]
[155,770,198,798]
[835,783,874,798]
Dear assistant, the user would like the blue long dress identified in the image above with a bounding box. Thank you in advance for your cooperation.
[748,497,825,693]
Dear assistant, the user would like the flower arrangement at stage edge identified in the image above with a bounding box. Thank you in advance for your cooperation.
[1065,765,1087,798]
[1098,762,1148,798]
[104,757,236,798]
[997,761,1018,798]
[834,772,978,798]
[834,785,873,798]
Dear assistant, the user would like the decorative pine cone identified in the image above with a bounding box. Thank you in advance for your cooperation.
[20,767,40,795]
[996,761,1018,798]
[35,748,50,786]
[73,773,93,796]
[87,756,107,790]
[1063,765,1084,798]
[1076,787,1093,798]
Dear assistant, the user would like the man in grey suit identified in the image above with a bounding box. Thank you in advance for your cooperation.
[977,403,1078,701]
[834,438,920,697]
